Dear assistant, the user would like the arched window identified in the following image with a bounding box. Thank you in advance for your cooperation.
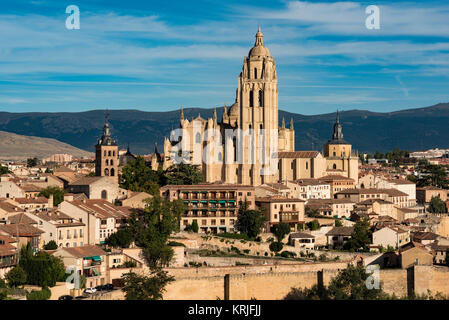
[249,91,254,107]
[104,168,109,176]
[104,150,106,156]
[306,162,309,170]
[218,152,222,162]
[195,133,201,144]
[259,90,263,107]
[108,151,111,156]
[110,168,115,177]
[101,190,108,200]
[260,124,263,130]
[110,160,114,166]
[333,164,337,170]
[254,68,257,79]
[113,151,115,156]
[105,159,109,166]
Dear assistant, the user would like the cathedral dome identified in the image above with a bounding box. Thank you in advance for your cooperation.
[248,26,271,57]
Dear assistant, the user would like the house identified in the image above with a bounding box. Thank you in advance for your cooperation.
[59,199,132,245]
[67,176,120,203]
[121,191,153,209]
[25,210,86,248]
[255,196,305,232]
[429,240,449,265]
[53,245,107,288]
[416,186,447,204]
[306,198,355,219]
[286,179,331,200]
[372,226,410,249]
[160,184,255,234]
[318,175,355,197]
[5,197,51,212]
[0,234,18,278]
[399,241,434,268]
[0,223,44,252]
[412,231,441,245]
[288,232,315,250]
[325,226,354,248]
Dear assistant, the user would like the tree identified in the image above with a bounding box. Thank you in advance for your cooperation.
[235,201,267,239]
[284,264,387,300]
[19,244,66,287]
[6,266,27,287]
[335,219,343,227]
[327,264,387,300]
[269,241,283,253]
[43,240,58,250]
[271,223,290,242]
[105,229,134,248]
[306,219,320,231]
[27,157,39,168]
[344,218,372,252]
[122,270,174,300]
[0,165,10,175]
[428,195,446,214]
[305,207,321,218]
[120,157,163,196]
[162,163,203,186]
[191,220,199,233]
[38,187,67,206]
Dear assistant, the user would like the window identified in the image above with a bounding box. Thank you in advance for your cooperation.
[254,68,257,79]
[259,90,263,107]
[249,91,254,107]
[108,151,111,156]
[110,168,115,177]
[195,133,201,143]
[333,164,337,170]
[104,168,109,176]
[101,190,108,199]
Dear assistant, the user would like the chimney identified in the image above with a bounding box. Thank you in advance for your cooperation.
[48,194,54,209]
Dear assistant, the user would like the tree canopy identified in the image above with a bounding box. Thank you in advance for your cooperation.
[38,186,67,206]
[428,195,446,214]
[344,218,372,252]
[234,201,267,239]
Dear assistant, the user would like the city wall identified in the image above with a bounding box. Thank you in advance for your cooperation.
[163,265,449,300]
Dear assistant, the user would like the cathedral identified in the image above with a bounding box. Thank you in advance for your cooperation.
[152,27,358,186]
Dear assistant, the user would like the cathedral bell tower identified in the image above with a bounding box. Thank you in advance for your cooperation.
[95,112,119,184]
[236,26,278,185]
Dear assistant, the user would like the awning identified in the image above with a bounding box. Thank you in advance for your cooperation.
[92,256,102,262]
[191,200,198,203]
[200,191,208,193]
[218,200,226,204]
[209,200,217,203]
[200,200,208,203]
[228,200,235,203]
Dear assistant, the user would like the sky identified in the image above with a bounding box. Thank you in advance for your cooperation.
[0,0,449,115]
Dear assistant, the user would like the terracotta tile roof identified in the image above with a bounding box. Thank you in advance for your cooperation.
[60,245,106,258]
[0,223,44,237]
[255,196,305,203]
[7,213,38,225]
[413,232,440,241]
[20,184,44,192]
[278,151,319,159]
[289,232,315,239]
[68,176,105,186]
[326,226,354,236]
[161,184,254,191]
[0,201,23,213]
[13,197,49,204]
[69,199,132,220]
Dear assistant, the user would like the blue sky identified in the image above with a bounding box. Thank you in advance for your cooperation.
[0,0,449,115]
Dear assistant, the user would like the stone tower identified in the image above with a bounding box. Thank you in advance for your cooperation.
[237,26,279,185]
[95,112,119,184]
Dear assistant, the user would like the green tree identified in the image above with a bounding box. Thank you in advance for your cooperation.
[122,270,174,300]
[335,219,343,227]
[191,220,199,233]
[269,241,283,253]
[344,218,372,252]
[162,163,203,186]
[306,219,320,231]
[105,229,134,248]
[305,207,321,218]
[271,223,290,242]
[38,186,67,206]
[0,165,10,175]
[43,240,58,250]
[6,266,27,287]
[120,157,163,196]
[428,195,446,214]
[26,157,39,168]
[26,286,51,300]
[235,201,267,239]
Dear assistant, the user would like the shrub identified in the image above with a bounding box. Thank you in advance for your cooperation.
[269,241,284,253]
[230,246,241,255]
[167,241,186,247]
[280,251,297,258]
[26,286,51,300]
[243,249,250,254]
[43,241,58,250]
[191,220,199,233]
[6,266,27,287]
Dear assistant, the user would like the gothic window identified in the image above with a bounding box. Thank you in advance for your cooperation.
[218,152,222,162]
[333,164,337,170]
[249,91,254,107]
[104,168,109,176]
[110,168,115,176]
[195,133,201,143]
[254,68,257,79]
[259,90,264,107]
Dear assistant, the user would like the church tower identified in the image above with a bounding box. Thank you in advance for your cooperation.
[95,112,119,184]
[236,26,279,185]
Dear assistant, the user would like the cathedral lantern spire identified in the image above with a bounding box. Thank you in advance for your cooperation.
[332,109,344,141]
[290,118,294,130]
[255,25,264,46]
[180,105,184,120]
[282,117,285,129]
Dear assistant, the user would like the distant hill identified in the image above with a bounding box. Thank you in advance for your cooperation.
[0,131,92,160]
[0,102,449,155]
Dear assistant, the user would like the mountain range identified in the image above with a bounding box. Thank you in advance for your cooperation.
[1,102,449,156]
